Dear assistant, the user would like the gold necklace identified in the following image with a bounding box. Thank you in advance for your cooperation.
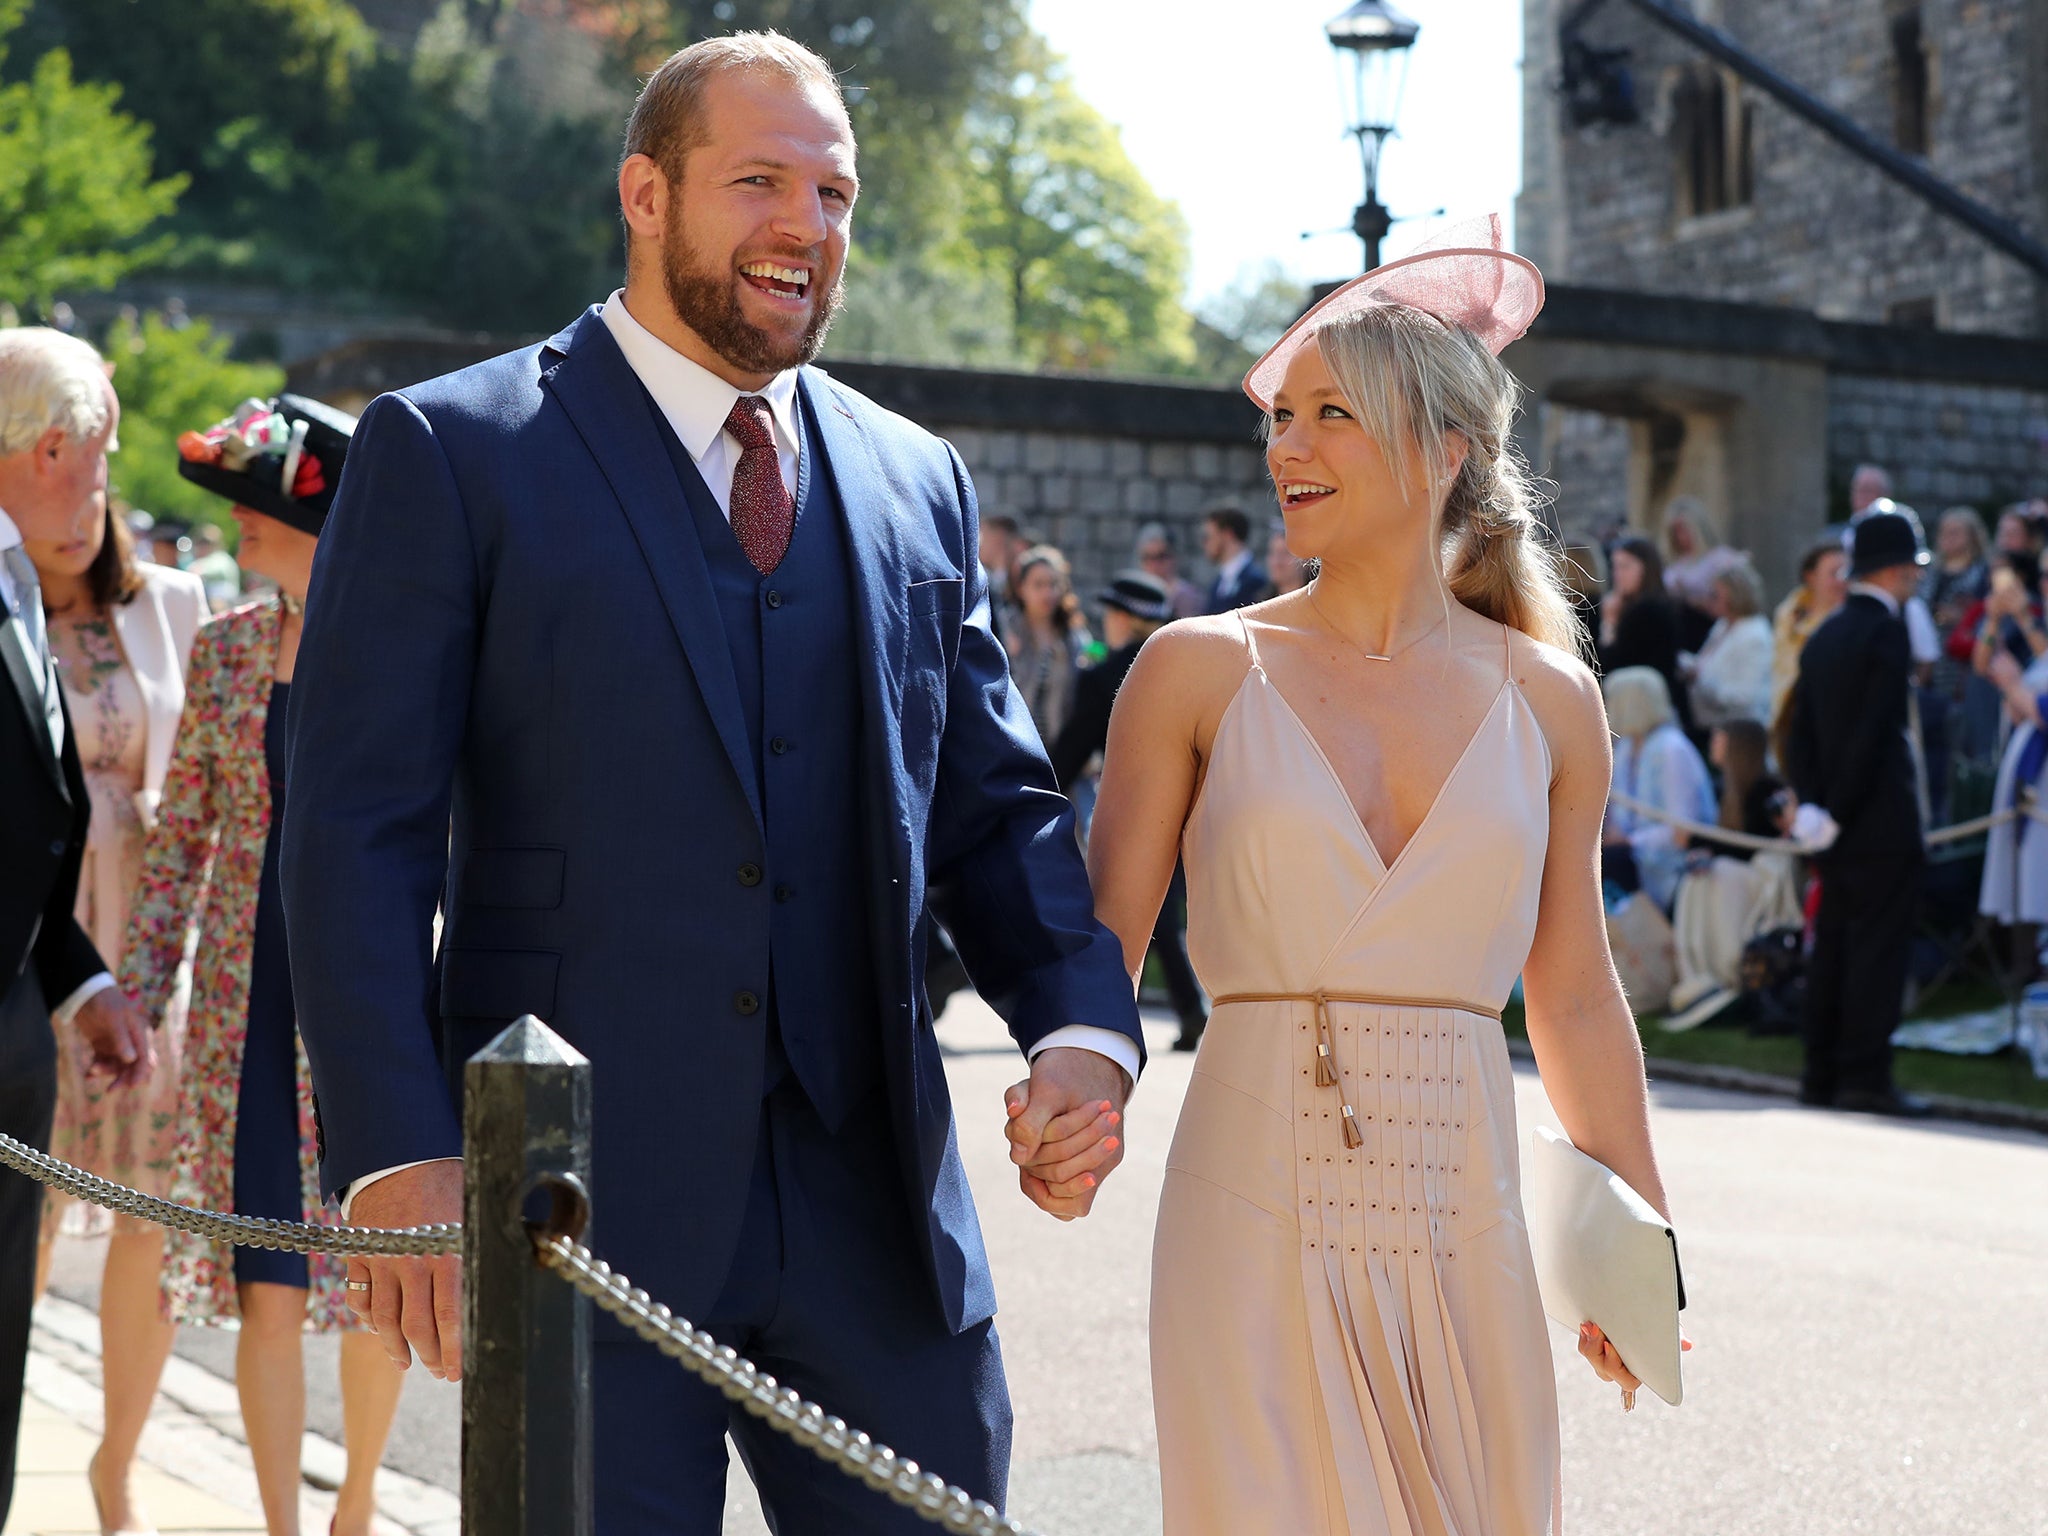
[1308,583,1445,663]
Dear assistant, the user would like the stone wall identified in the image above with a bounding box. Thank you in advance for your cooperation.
[1826,373,2048,512]
[1518,0,2048,336]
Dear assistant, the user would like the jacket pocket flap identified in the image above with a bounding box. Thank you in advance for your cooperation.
[457,847,566,910]
[440,947,560,1022]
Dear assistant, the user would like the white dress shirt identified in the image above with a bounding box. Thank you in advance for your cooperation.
[0,506,115,1027]
[345,297,1137,1215]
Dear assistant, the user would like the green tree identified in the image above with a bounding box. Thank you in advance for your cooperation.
[0,0,185,308]
[957,45,1194,374]
[102,310,285,532]
[1191,261,1309,380]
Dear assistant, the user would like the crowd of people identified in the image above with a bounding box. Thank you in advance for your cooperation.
[1575,468,2048,1115]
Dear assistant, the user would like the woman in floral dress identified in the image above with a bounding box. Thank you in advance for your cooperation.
[25,498,205,1533]
[121,396,400,1536]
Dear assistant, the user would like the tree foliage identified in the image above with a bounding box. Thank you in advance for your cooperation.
[102,310,285,531]
[957,44,1193,374]
[0,0,185,308]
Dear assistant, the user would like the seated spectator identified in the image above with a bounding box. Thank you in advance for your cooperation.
[1978,649,2048,959]
[1683,560,1775,732]
[1770,533,1849,732]
[1602,666,1718,911]
[1666,720,1804,1027]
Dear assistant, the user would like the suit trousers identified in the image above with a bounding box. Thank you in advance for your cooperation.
[0,965,57,1529]
[1803,853,1923,1098]
[593,1077,1011,1534]
[1150,862,1207,1037]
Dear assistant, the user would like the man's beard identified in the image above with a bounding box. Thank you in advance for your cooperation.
[662,209,842,376]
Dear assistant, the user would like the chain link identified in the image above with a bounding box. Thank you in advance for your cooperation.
[0,1130,459,1257]
[536,1236,1039,1536]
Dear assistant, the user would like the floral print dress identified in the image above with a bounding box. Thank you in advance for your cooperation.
[44,610,186,1240]
[117,598,354,1330]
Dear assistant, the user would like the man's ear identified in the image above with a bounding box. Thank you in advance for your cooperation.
[618,152,670,250]
[34,423,68,470]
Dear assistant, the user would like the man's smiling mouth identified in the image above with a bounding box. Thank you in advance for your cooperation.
[739,261,812,301]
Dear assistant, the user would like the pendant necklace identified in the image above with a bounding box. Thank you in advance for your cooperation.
[1309,583,1445,664]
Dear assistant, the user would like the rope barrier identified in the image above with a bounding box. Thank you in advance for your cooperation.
[0,1129,1039,1534]
[1606,792,2045,854]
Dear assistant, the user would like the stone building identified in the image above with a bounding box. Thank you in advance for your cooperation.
[1512,0,2048,575]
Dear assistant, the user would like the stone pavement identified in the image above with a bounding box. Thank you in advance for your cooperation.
[15,991,2048,1535]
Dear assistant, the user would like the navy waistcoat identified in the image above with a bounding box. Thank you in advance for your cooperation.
[645,386,881,1128]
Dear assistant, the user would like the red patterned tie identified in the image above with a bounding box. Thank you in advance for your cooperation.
[724,395,794,575]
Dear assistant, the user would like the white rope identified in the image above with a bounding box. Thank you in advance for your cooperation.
[1607,793,2044,854]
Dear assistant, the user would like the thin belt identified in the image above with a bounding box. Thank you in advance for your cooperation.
[1209,991,1504,1151]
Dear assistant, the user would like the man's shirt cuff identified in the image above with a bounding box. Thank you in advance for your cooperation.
[1028,1024,1141,1092]
[51,972,115,1029]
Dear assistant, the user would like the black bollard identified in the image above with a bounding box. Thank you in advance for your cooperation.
[462,1016,593,1536]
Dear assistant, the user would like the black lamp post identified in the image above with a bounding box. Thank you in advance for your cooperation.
[1326,0,1421,271]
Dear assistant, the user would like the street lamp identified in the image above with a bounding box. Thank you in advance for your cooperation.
[1325,0,1421,270]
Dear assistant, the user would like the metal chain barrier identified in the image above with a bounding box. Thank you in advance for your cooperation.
[0,1128,1042,1535]
[0,1129,458,1256]
[535,1236,1039,1536]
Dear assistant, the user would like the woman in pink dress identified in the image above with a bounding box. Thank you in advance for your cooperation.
[25,497,205,1533]
[1082,219,1676,1533]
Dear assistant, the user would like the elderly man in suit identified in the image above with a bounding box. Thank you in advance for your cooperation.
[1786,505,1933,1118]
[0,327,154,1525]
[282,32,1142,1533]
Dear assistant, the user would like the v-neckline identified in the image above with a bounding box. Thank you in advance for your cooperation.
[1255,669,1512,878]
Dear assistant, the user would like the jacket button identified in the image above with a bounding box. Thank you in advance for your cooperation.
[737,863,762,887]
[774,884,793,903]
[764,590,783,610]
[735,991,760,1016]
[770,736,788,755]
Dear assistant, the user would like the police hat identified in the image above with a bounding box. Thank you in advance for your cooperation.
[1849,500,1930,577]
[1095,570,1175,624]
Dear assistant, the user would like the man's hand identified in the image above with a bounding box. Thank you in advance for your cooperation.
[70,989,153,1090]
[1003,1047,1128,1221]
[345,1159,465,1381]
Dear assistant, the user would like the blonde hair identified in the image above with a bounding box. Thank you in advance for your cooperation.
[624,31,847,182]
[0,327,111,456]
[1312,305,1583,655]
[1715,558,1765,619]
[1602,666,1676,739]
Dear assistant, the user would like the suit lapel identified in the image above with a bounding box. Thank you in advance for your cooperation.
[1,615,66,797]
[800,371,909,820]
[541,309,763,832]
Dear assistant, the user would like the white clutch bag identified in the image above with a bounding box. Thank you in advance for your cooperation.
[1526,1126,1687,1406]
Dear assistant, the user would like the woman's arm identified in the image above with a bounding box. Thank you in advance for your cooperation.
[1519,650,1671,1224]
[1084,622,1242,982]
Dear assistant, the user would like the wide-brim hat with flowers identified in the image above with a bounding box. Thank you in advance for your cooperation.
[175,393,356,536]
[1242,212,1545,413]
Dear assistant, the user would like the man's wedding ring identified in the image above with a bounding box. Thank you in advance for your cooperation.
[1621,1389,1636,1412]
[346,1280,372,1292]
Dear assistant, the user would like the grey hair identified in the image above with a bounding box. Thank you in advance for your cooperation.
[1715,558,1766,619]
[0,328,111,456]
[1603,665,1677,739]
[1133,520,1176,554]
[1313,304,1584,656]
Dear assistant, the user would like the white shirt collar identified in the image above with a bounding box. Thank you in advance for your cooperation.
[1849,580,1901,616]
[0,506,20,552]
[600,290,800,463]
[1218,546,1254,585]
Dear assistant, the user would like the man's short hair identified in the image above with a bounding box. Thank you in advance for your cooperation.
[985,514,1021,539]
[1204,506,1251,546]
[0,327,111,456]
[623,31,846,184]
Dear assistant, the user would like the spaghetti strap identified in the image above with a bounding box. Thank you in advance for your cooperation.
[1238,610,1265,674]
[1500,619,1513,679]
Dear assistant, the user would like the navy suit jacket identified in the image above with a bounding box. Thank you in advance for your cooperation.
[282,308,1143,1332]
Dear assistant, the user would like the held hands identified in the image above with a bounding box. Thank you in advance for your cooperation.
[1578,1322,1694,1410]
[70,989,154,1090]
[345,1159,465,1381]
[1003,1047,1128,1221]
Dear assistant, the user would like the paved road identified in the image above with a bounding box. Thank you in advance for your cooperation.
[52,994,2048,1534]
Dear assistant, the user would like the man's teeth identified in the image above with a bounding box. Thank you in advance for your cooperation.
[740,262,810,287]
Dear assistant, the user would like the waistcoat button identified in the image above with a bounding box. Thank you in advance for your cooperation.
[737,863,762,887]
[765,590,783,609]
[734,991,761,1016]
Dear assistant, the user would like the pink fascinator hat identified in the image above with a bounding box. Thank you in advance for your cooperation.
[1242,212,1545,412]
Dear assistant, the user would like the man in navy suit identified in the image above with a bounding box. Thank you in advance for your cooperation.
[281,33,1143,1533]
[1201,504,1273,613]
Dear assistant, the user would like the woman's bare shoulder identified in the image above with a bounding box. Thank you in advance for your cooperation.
[1508,629,1612,773]
[1119,614,1259,720]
